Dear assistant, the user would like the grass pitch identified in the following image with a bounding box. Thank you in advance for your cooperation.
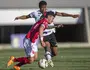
[0,47,90,70]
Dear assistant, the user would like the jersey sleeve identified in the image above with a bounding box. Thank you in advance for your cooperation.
[52,10,57,14]
[28,12,35,18]
[41,21,48,29]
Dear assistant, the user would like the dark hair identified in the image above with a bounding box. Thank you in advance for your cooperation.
[46,11,55,18]
[39,1,47,8]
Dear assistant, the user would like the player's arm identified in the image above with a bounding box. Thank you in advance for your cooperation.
[39,24,46,47]
[47,24,63,29]
[14,15,30,20]
[56,12,79,18]
[14,12,35,20]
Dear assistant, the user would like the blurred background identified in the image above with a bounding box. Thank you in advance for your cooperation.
[0,0,90,48]
[0,0,90,70]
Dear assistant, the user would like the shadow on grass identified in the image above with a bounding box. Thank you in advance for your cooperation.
[0,68,34,70]
[0,68,14,70]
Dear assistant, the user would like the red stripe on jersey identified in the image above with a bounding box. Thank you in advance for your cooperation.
[26,31,31,39]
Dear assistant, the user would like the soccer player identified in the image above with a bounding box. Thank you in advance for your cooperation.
[14,1,79,67]
[7,11,55,70]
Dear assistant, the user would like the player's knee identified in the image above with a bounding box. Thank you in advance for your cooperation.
[34,56,38,60]
[28,57,34,63]
[34,52,38,61]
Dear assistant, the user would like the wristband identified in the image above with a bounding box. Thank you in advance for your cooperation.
[40,37,43,41]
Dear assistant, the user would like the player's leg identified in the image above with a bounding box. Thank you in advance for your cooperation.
[44,42,51,60]
[13,56,34,70]
[13,53,38,70]
[7,38,32,68]
[44,42,54,67]
[51,47,58,57]
[14,38,38,70]
[32,38,39,61]
[45,33,58,67]
[50,33,58,57]
[7,38,38,70]
[34,52,38,61]
[23,38,38,63]
[43,36,54,67]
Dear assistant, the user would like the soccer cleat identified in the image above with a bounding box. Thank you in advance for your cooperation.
[14,65,20,70]
[7,56,15,67]
[48,60,54,67]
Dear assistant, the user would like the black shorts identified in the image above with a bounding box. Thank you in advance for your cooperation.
[43,33,57,47]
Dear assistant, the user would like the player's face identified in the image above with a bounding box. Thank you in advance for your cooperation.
[47,15,54,24]
[40,5,47,13]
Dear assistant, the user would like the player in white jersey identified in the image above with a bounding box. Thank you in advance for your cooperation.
[15,1,79,67]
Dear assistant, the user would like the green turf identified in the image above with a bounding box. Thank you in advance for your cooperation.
[0,48,90,70]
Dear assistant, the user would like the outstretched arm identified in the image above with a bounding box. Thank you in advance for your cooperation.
[14,12,35,20]
[56,12,79,18]
[47,24,63,29]
[14,15,30,20]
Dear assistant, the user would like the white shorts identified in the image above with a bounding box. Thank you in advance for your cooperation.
[23,38,39,57]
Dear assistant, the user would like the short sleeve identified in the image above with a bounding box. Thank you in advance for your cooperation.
[41,21,48,29]
[52,10,57,14]
[28,12,35,18]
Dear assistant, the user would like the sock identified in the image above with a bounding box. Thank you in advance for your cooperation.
[14,57,30,64]
[45,51,52,60]
[16,62,26,67]
[51,51,55,57]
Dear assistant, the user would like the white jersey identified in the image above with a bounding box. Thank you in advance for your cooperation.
[29,10,56,36]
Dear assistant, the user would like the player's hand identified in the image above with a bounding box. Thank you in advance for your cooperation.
[14,17,19,20]
[72,14,80,18]
[41,41,46,47]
